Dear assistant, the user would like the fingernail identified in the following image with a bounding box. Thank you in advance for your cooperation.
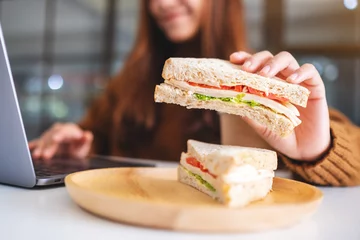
[243,61,251,68]
[260,65,271,75]
[288,73,298,81]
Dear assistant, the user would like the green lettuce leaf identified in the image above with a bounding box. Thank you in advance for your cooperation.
[182,166,216,192]
[194,93,260,107]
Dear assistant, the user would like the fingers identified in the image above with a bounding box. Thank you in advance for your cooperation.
[31,131,57,160]
[30,123,87,160]
[229,51,251,64]
[41,141,60,160]
[287,63,322,86]
[52,124,83,143]
[231,50,324,90]
[32,141,44,159]
[28,140,38,150]
[230,50,326,102]
[287,64,325,99]
[258,51,300,78]
[241,51,273,73]
[57,131,93,159]
[254,51,321,87]
[72,131,93,148]
[73,131,94,158]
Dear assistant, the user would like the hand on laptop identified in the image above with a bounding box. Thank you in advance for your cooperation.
[28,123,93,160]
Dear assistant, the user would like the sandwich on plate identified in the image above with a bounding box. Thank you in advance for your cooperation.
[178,140,278,207]
[154,57,310,136]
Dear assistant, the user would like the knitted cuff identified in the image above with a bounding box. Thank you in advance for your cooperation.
[281,121,360,186]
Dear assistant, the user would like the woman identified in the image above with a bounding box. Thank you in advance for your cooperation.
[29,0,360,186]
[29,0,246,161]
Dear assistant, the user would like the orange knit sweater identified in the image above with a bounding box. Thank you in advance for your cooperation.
[281,109,360,187]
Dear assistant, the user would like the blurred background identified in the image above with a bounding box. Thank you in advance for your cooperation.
[1,0,360,140]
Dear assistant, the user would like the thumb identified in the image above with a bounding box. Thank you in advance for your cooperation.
[241,117,282,144]
[241,117,299,160]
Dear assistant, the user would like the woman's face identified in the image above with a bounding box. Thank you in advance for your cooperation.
[149,0,204,43]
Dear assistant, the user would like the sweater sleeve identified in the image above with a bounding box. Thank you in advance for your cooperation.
[281,109,360,186]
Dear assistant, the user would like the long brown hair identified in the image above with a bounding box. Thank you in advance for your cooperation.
[87,0,247,154]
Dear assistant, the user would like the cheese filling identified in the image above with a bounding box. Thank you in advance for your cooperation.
[166,80,301,126]
[221,164,274,183]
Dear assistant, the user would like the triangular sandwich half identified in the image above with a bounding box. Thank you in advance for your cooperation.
[178,140,278,207]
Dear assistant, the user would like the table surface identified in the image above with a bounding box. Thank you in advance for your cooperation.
[0,170,359,240]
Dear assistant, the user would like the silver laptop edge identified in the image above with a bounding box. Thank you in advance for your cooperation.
[0,23,37,188]
[0,22,176,188]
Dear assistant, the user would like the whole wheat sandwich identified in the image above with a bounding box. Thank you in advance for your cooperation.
[178,140,278,207]
[154,58,310,136]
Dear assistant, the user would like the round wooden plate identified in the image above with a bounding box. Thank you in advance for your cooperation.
[65,167,323,233]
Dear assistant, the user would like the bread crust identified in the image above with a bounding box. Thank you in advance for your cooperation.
[154,83,295,137]
[162,57,310,107]
[185,140,278,175]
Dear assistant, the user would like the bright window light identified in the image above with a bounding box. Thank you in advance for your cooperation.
[344,0,358,10]
[48,75,64,90]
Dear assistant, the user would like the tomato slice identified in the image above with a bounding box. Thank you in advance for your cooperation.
[234,85,243,92]
[248,87,265,97]
[220,85,233,90]
[188,82,220,89]
[247,87,289,103]
[186,157,201,168]
[188,82,199,87]
[186,157,217,178]
[187,82,289,103]
[268,93,289,103]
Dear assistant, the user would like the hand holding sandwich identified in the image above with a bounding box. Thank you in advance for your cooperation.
[230,51,331,162]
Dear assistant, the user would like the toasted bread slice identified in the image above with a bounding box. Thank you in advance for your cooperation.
[186,139,277,176]
[162,57,310,107]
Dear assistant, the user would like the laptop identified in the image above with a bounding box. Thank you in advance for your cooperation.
[0,24,175,188]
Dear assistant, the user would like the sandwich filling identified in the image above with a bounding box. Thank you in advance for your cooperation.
[181,166,216,192]
[165,80,301,126]
[181,155,274,193]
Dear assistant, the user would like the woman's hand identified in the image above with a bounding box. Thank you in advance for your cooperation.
[28,123,93,160]
[229,51,331,161]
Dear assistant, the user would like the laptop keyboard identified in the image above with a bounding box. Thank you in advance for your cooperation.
[34,161,87,177]
[33,156,155,178]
